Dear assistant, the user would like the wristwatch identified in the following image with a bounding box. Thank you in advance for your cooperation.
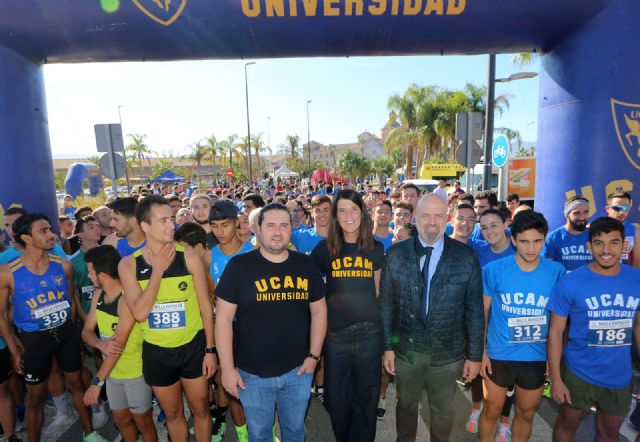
[307,352,320,361]
[90,376,105,388]
[205,346,218,355]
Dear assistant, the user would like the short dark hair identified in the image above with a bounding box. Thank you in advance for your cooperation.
[394,200,414,214]
[589,217,625,242]
[455,203,476,215]
[84,245,120,279]
[74,215,97,235]
[174,222,207,248]
[166,194,181,203]
[400,183,420,196]
[475,191,499,207]
[607,191,632,203]
[510,210,548,239]
[135,195,169,225]
[378,200,392,210]
[507,193,520,203]
[108,197,138,217]
[458,193,475,206]
[479,208,506,223]
[4,207,28,218]
[243,194,266,208]
[12,213,50,247]
[74,205,92,220]
[258,203,291,227]
[311,194,331,207]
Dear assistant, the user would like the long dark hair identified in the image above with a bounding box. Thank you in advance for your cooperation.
[327,189,374,258]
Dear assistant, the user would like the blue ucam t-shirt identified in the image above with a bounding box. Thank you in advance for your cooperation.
[484,256,565,362]
[544,226,592,272]
[476,242,516,267]
[291,228,325,255]
[547,265,640,389]
[373,233,393,252]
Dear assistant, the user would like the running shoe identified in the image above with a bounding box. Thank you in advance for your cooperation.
[42,411,73,438]
[92,403,109,430]
[377,396,386,420]
[465,409,481,434]
[496,423,511,442]
[83,431,108,442]
[630,400,640,430]
[211,418,226,442]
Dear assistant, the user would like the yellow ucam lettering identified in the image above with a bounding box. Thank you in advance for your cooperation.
[365,258,373,270]
[242,0,261,17]
[446,0,465,15]
[289,0,298,15]
[343,257,353,268]
[424,0,443,15]
[345,0,364,15]
[270,277,282,289]
[296,277,309,291]
[368,0,386,15]
[354,256,363,268]
[302,0,318,15]
[266,0,286,16]
[26,299,37,309]
[403,0,421,15]
[283,276,294,289]
[324,0,340,16]
[255,279,268,292]
[332,259,342,270]
[37,293,47,304]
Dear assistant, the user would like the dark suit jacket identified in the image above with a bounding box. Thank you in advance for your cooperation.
[380,234,484,366]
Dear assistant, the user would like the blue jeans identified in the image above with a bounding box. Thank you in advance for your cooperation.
[324,322,383,442]
[237,366,313,442]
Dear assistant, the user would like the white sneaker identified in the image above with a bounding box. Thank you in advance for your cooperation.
[92,403,109,430]
[496,423,512,442]
[465,409,481,434]
[43,411,73,438]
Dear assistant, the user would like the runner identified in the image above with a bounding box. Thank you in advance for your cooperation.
[189,194,219,249]
[311,189,385,442]
[372,200,393,252]
[544,196,593,271]
[119,195,217,442]
[104,197,146,257]
[392,201,414,229]
[0,208,67,264]
[476,209,515,267]
[605,191,640,267]
[215,202,327,442]
[399,183,420,211]
[82,245,157,442]
[449,203,477,246]
[0,214,106,442]
[548,217,640,442]
[291,195,332,255]
[478,211,564,442]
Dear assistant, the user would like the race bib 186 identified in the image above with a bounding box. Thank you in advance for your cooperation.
[508,316,547,343]
[34,301,71,330]
[588,319,632,346]
[148,302,186,330]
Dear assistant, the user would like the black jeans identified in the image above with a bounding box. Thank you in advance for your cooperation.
[324,322,383,442]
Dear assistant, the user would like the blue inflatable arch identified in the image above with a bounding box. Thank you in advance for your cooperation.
[64,163,104,200]
[0,0,638,229]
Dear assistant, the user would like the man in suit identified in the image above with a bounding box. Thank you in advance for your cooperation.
[381,194,484,442]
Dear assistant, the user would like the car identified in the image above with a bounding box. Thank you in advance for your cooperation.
[401,179,439,194]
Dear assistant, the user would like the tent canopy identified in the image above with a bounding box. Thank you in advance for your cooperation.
[273,166,299,177]
[151,170,185,183]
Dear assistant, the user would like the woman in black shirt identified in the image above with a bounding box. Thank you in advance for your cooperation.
[311,189,384,442]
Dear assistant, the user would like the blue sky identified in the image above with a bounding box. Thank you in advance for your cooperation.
[44,53,540,158]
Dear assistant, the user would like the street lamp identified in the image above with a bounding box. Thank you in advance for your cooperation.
[117,105,131,195]
[306,100,312,177]
[267,116,272,174]
[483,55,538,192]
[245,61,256,181]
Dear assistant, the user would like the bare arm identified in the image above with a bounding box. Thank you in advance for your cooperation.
[81,293,102,349]
[374,269,381,298]
[548,312,571,404]
[308,298,327,358]
[215,298,244,398]
[632,224,640,268]
[0,268,21,366]
[94,297,137,381]
[185,248,215,347]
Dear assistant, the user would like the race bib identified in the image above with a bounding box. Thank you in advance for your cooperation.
[621,238,633,262]
[33,301,71,330]
[588,319,632,346]
[148,302,186,330]
[508,316,547,343]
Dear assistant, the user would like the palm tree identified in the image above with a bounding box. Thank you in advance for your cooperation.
[185,141,208,186]
[511,53,539,68]
[495,127,523,149]
[202,134,220,169]
[250,133,265,176]
[286,134,300,160]
[125,134,156,168]
[327,144,337,168]
[86,155,101,166]
[219,134,239,169]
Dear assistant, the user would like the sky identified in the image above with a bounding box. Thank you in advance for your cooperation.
[44,53,540,159]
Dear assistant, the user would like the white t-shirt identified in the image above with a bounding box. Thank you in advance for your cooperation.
[433,187,448,202]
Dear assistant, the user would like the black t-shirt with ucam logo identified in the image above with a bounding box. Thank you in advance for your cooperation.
[311,239,385,332]
[215,249,326,378]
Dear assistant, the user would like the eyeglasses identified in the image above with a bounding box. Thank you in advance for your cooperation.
[607,204,629,213]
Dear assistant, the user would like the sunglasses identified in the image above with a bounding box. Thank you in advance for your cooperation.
[607,204,629,213]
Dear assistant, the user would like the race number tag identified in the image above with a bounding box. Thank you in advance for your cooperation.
[148,302,186,330]
[508,316,547,343]
[34,301,71,330]
[588,319,632,346]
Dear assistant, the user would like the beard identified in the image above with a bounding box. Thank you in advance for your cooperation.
[569,220,587,232]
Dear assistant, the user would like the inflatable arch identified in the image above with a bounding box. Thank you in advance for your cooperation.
[0,0,638,230]
[64,163,104,200]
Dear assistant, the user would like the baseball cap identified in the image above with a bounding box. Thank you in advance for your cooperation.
[209,200,238,221]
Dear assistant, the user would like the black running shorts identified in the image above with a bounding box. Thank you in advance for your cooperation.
[488,359,546,390]
[142,329,205,387]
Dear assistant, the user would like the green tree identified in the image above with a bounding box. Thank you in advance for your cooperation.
[371,157,395,185]
[336,150,371,181]
[125,134,156,168]
[86,155,101,166]
[219,134,239,169]
[286,134,300,160]
[202,134,222,172]
[327,144,337,167]
[510,53,539,68]
[185,141,209,186]
[151,159,176,178]
[495,127,523,149]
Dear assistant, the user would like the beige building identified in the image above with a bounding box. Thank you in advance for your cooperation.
[303,131,386,168]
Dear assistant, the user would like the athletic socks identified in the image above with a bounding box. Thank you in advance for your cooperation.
[235,424,249,442]
[52,394,70,416]
[216,406,229,420]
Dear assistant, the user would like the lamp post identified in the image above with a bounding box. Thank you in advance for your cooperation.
[267,116,273,174]
[306,99,312,177]
[245,62,256,181]
[117,105,131,195]
[483,55,538,192]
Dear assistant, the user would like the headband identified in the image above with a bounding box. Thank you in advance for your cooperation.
[564,199,589,218]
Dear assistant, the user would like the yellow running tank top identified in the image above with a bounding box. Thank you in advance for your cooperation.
[134,245,203,348]
[95,291,143,379]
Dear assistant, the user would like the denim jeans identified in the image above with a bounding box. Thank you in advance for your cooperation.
[324,322,383,442]
[237,365,313,442]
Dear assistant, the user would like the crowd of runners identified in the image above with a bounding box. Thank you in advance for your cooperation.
[0,177,638,442]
